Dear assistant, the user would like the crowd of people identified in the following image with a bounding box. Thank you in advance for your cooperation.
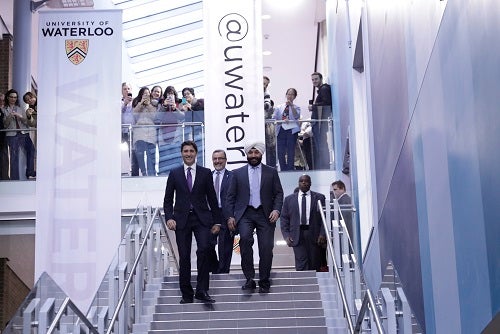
[164,139,351,304]
[263,72,333,171]
[0,89,37,180]
[0,71,334,180]
[121,83,205,176]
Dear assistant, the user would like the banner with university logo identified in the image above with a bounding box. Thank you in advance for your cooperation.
[203,0,264,167]
[35,10,122,311]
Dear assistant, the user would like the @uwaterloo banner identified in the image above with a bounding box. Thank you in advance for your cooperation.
[35,10,122,311]
[203,0,264,168]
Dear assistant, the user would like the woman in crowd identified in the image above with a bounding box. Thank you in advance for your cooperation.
[132,87,157,176]
[273,88,301,171]
[2,89,36,179]
[150,85,163,107]
[180,87,204,111]
[23,92,37,128]
[156,86,185,175]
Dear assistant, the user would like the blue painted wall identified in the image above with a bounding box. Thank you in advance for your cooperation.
[328,0,500,332]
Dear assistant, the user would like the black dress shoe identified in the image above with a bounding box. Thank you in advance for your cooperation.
[180,297,193,304]
[259,286,270,293]
[195,291,216,303]
[241,279,256,290]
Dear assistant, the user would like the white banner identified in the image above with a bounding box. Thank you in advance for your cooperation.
[35,10,122,311]
[203,0,264,167]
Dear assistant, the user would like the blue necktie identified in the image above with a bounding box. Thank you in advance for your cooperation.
[186,167,192,192]
[215,171,221,206]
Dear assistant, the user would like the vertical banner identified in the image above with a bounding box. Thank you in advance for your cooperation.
[35,10,122,311]
[203,0,264,167]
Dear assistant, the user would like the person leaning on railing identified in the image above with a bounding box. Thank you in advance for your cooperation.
[0,94,9,180]
[132,87,157,176]
[2,89,36,180]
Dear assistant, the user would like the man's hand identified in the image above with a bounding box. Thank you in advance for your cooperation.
[166,219,176,231]
[227,217,236,231]
[317,235,327,247]
[269,210,280,223]
[211,225,221,235]
[285,237,293,247]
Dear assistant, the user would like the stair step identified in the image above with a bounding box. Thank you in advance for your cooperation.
[153,307,325,321]
[157,291,321,304]
[155,299,325,312]
[162,277,319,288]
[159,284,319,296]
[162,270,318,282]
[150,316,327,330]
[148,326,328,334]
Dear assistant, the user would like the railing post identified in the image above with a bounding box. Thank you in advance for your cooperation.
[23,298,39,334]
[38,298,55,334]
[396,287,412,333]
[98,307,109,334]
[381,288,396,333]
[117,262,128,334]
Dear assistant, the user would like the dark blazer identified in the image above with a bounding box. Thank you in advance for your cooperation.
[280,191,326,247]
[163,164,222,229]
[224,163,283,223]
[215,169,232,219]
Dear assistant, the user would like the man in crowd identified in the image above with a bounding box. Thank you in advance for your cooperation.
[225,142,283,293]
[280,175,326,271]
[163,141,222,304]
[308,72,333,169]
[263,76,276,168]
[331,180,353,245]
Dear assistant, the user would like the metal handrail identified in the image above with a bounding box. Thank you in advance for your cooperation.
[323,199,385,333]
[46,297,99,334]
[318,199,355,333]
[105,207,177,334]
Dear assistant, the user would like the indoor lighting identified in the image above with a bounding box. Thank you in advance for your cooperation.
[262,14,271,20]
[262,50,272,56]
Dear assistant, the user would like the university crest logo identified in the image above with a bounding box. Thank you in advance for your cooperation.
[65,39,89,65]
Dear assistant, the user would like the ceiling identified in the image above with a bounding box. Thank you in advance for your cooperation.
[0,0,326,102]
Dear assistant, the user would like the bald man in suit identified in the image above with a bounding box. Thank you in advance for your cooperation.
[225,142,284,293]
[280,175,326,271]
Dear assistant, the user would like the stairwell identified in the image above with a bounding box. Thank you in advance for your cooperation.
[133,270,348,334]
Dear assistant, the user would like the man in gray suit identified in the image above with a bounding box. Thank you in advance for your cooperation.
[281,175,326,271]
[225,142,284,293]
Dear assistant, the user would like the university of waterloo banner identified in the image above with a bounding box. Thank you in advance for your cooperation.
[203,0,265,167]
[35,10,122,311]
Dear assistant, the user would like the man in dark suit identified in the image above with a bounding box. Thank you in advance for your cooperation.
[163,140,222,304]
[280,175,326,271]
[210,149,234,274]
[225,142,284,293]
[331,180,353,248]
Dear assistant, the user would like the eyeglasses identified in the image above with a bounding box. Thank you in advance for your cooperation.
[213,157,226,161]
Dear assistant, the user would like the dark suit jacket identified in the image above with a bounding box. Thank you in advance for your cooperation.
[280,191,326,247]
[163,164,222,229]
[214,169,232,221]
[224,163,283,223]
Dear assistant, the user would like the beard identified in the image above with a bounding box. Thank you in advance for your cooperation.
[247,155,262,167]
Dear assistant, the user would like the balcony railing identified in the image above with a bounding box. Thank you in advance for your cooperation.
[0,112,336,181]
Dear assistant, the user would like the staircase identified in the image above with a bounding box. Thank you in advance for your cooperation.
[133,270,348,334]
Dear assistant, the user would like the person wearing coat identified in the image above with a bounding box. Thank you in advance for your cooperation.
[280,174,326,271]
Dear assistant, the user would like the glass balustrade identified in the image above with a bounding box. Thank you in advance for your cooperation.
[0,113,336,181]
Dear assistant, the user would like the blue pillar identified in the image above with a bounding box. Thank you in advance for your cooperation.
[13,0,32,95]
